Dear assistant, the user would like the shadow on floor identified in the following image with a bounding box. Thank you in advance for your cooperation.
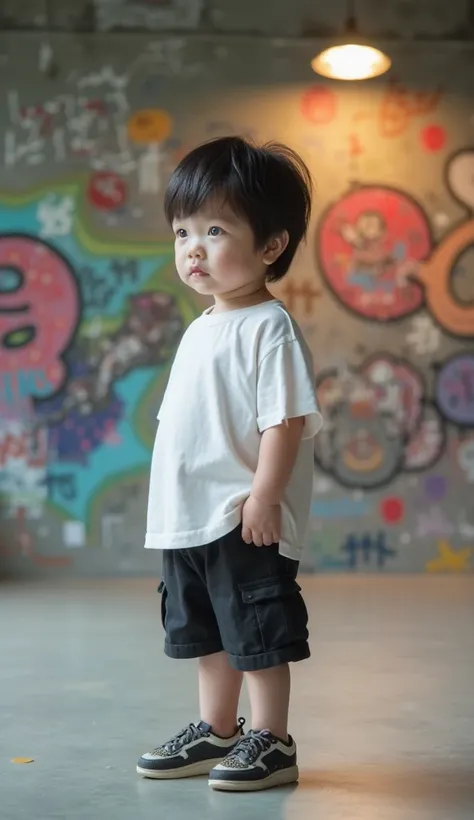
[299,763,474,806]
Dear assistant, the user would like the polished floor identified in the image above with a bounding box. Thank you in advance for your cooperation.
[1,576,473,820]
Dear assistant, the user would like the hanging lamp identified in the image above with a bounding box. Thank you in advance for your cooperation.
[311,0,391,81]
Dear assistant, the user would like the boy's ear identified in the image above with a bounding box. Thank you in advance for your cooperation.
[262,231,289,265]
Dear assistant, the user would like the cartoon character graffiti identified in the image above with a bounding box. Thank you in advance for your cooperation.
[318,187,429,321]
[318,150,474,338]
[314,355,445,489]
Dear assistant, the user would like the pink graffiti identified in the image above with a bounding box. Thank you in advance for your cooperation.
[0,235,79,400]
[318,187,431,321]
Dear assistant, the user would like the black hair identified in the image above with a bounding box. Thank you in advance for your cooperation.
[164,136,312,282]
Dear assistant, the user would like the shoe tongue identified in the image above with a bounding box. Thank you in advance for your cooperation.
[197,721,212,732]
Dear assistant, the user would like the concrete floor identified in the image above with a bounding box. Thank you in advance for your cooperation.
[1,576,473,820]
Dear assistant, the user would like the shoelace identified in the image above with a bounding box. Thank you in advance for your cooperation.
[226,731,275,765]
[156,723,209,755]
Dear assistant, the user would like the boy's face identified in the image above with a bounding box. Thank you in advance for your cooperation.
[172,199,268,299]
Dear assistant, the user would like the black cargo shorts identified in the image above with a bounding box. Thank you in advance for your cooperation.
[157,525,310,672]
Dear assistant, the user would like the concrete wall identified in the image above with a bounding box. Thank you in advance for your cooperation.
[1,0,472,37]
[0,14,473,576]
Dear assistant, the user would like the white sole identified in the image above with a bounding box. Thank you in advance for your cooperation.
[208,765,299,792]
[137,757,224,779]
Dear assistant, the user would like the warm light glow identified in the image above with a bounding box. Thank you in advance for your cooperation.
[311,43,391,81]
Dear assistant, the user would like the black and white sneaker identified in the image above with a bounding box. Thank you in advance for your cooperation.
[137,719,245,779]
[208,729,298,791]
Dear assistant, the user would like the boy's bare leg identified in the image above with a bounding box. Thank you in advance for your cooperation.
[199,652,243,737]
[245,663,290,741]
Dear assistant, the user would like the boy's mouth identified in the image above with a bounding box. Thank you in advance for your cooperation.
[189,267,209,277]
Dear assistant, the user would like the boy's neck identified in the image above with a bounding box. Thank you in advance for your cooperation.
[213,286,275,314]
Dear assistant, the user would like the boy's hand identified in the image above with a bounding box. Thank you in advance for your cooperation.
[241,495,281,547]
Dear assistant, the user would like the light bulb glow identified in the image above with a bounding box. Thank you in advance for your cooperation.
[311,43,391,81]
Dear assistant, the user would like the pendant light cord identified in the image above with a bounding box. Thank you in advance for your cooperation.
[346,0,357,32]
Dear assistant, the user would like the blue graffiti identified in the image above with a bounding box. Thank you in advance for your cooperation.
[341,531,396,569]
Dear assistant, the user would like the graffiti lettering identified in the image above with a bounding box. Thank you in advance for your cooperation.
[413,218,474,337]
[109,259,139,284]
[80,266,116,310]
[5,86,133,173]
[45,473,77,501]
[378,80,442,139]
[281,280,322,314]
[80,260,140,309]
[341,532,396,569]
[0,369,57,406]
[0,235,79,396]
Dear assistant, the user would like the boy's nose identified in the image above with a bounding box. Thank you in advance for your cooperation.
[188,245,205,259]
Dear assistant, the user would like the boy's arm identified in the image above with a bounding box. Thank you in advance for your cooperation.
[241,416,305,548]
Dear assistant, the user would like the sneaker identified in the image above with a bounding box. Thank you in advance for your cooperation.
[137,719,245,779]
[208,729,298,791]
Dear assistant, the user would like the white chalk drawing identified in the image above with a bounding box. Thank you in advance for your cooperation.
[138,143,168,194]
[37,194,75,238]
[63,520,86,548]
[416,507,455,538]
[406,315,441,356]
[4,76,134,175]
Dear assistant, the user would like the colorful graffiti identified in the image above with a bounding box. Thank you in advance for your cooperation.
[318,186,430,321]
[0,179,196,544]
[4,75,178,199]
[434,354,474,427]
[317,150,474,337]
[314,354,445,489]
[1,63,473,574]
[341,531,396,570]
[426,540,472,573]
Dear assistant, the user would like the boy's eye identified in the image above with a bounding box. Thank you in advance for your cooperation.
[176,229,187,238]
[208,226,222,236]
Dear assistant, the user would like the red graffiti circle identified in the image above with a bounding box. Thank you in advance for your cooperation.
[301,86,337,125]
[0,235,79,396]
[380,497,405,525]
[318,187,432,321]
[420,124,446,153]
[87,171,127,211]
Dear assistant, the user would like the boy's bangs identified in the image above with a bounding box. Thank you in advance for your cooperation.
[164,151,246,225]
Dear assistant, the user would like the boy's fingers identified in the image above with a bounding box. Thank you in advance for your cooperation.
[242,526,253,545]
[252,531,263,548]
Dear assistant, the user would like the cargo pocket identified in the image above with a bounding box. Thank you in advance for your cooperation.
[157,580,168,630]
[238,576,308,654]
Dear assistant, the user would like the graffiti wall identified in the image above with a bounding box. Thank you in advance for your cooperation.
[0,34,473,574]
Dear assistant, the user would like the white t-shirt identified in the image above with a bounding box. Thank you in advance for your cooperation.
[145,299,322,560]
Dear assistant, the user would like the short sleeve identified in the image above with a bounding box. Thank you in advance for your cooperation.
[256,339,323,439]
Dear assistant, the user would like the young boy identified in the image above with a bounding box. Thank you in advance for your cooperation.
[137,136,322,792]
